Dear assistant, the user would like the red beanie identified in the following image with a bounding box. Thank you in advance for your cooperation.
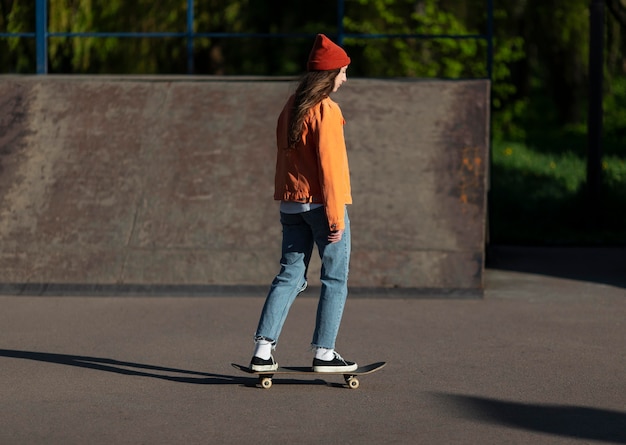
[307,34,351,71]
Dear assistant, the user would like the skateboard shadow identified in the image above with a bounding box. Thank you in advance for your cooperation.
[432,392,626,444]
[0,349,244,385]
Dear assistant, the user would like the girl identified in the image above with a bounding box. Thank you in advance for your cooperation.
[250,34,357,373]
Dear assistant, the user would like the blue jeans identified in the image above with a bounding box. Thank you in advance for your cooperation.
[255,206,351,350]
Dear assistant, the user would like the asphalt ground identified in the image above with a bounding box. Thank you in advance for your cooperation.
[1,246,625,445]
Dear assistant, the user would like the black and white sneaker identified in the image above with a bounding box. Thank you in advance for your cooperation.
[298,280,308,294]
[312,352,358,373]
[250,355,278,372]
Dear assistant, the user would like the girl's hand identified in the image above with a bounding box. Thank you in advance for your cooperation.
[328,229,344,243]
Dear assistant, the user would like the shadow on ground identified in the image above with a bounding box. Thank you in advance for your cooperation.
[486,245,626,289]
[0,349,242,385]
[0,349,336,388]
[432,392,626,444]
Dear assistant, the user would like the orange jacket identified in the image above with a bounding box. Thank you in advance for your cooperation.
[274,95,352,231]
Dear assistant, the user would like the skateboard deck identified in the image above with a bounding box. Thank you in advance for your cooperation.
[231,361,386,389]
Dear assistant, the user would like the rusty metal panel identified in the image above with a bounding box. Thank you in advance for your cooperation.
[337,79,490,289]
[0,77,489,294]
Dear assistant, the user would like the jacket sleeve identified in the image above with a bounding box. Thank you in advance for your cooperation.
[315,101,349,231]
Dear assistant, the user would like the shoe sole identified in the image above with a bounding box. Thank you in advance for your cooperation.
[250,365,279,372]
[313,364,358,373]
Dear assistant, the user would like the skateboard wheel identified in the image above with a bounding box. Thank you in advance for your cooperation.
[346,377,359,389]
[260,377,272,389]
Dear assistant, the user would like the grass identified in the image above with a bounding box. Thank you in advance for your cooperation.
[489,140,626,245]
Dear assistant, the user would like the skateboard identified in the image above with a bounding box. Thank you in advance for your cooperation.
[231,361,386,389]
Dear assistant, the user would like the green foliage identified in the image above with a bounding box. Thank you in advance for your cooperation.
[1,0,521,82]
[43,0,193,73]
[3,0,35,72]
[343,0,486,78]
[0,0,343,74]
[604,76,626,146]
[491,140,626,245]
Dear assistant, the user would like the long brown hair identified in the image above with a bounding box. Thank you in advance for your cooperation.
[288,69,340,148]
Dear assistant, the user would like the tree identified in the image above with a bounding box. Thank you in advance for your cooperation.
[1,0,625,137]
[2,0,35,72]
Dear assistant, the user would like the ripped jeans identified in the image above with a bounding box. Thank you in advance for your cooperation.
[255,206,351,350]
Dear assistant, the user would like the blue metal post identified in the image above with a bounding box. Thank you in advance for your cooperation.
[587,0,604,219]
[337,0,345,45]
[485,0,494,244]
[187,0,194,74]
[486,0,493,79]
[36,0,48,74]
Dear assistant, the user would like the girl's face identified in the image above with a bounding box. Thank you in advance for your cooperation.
[332,66,348,92]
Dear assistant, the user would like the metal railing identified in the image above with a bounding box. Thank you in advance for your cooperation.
[2,0,493,77]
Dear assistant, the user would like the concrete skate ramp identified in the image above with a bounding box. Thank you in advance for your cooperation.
[0,77,489,296]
